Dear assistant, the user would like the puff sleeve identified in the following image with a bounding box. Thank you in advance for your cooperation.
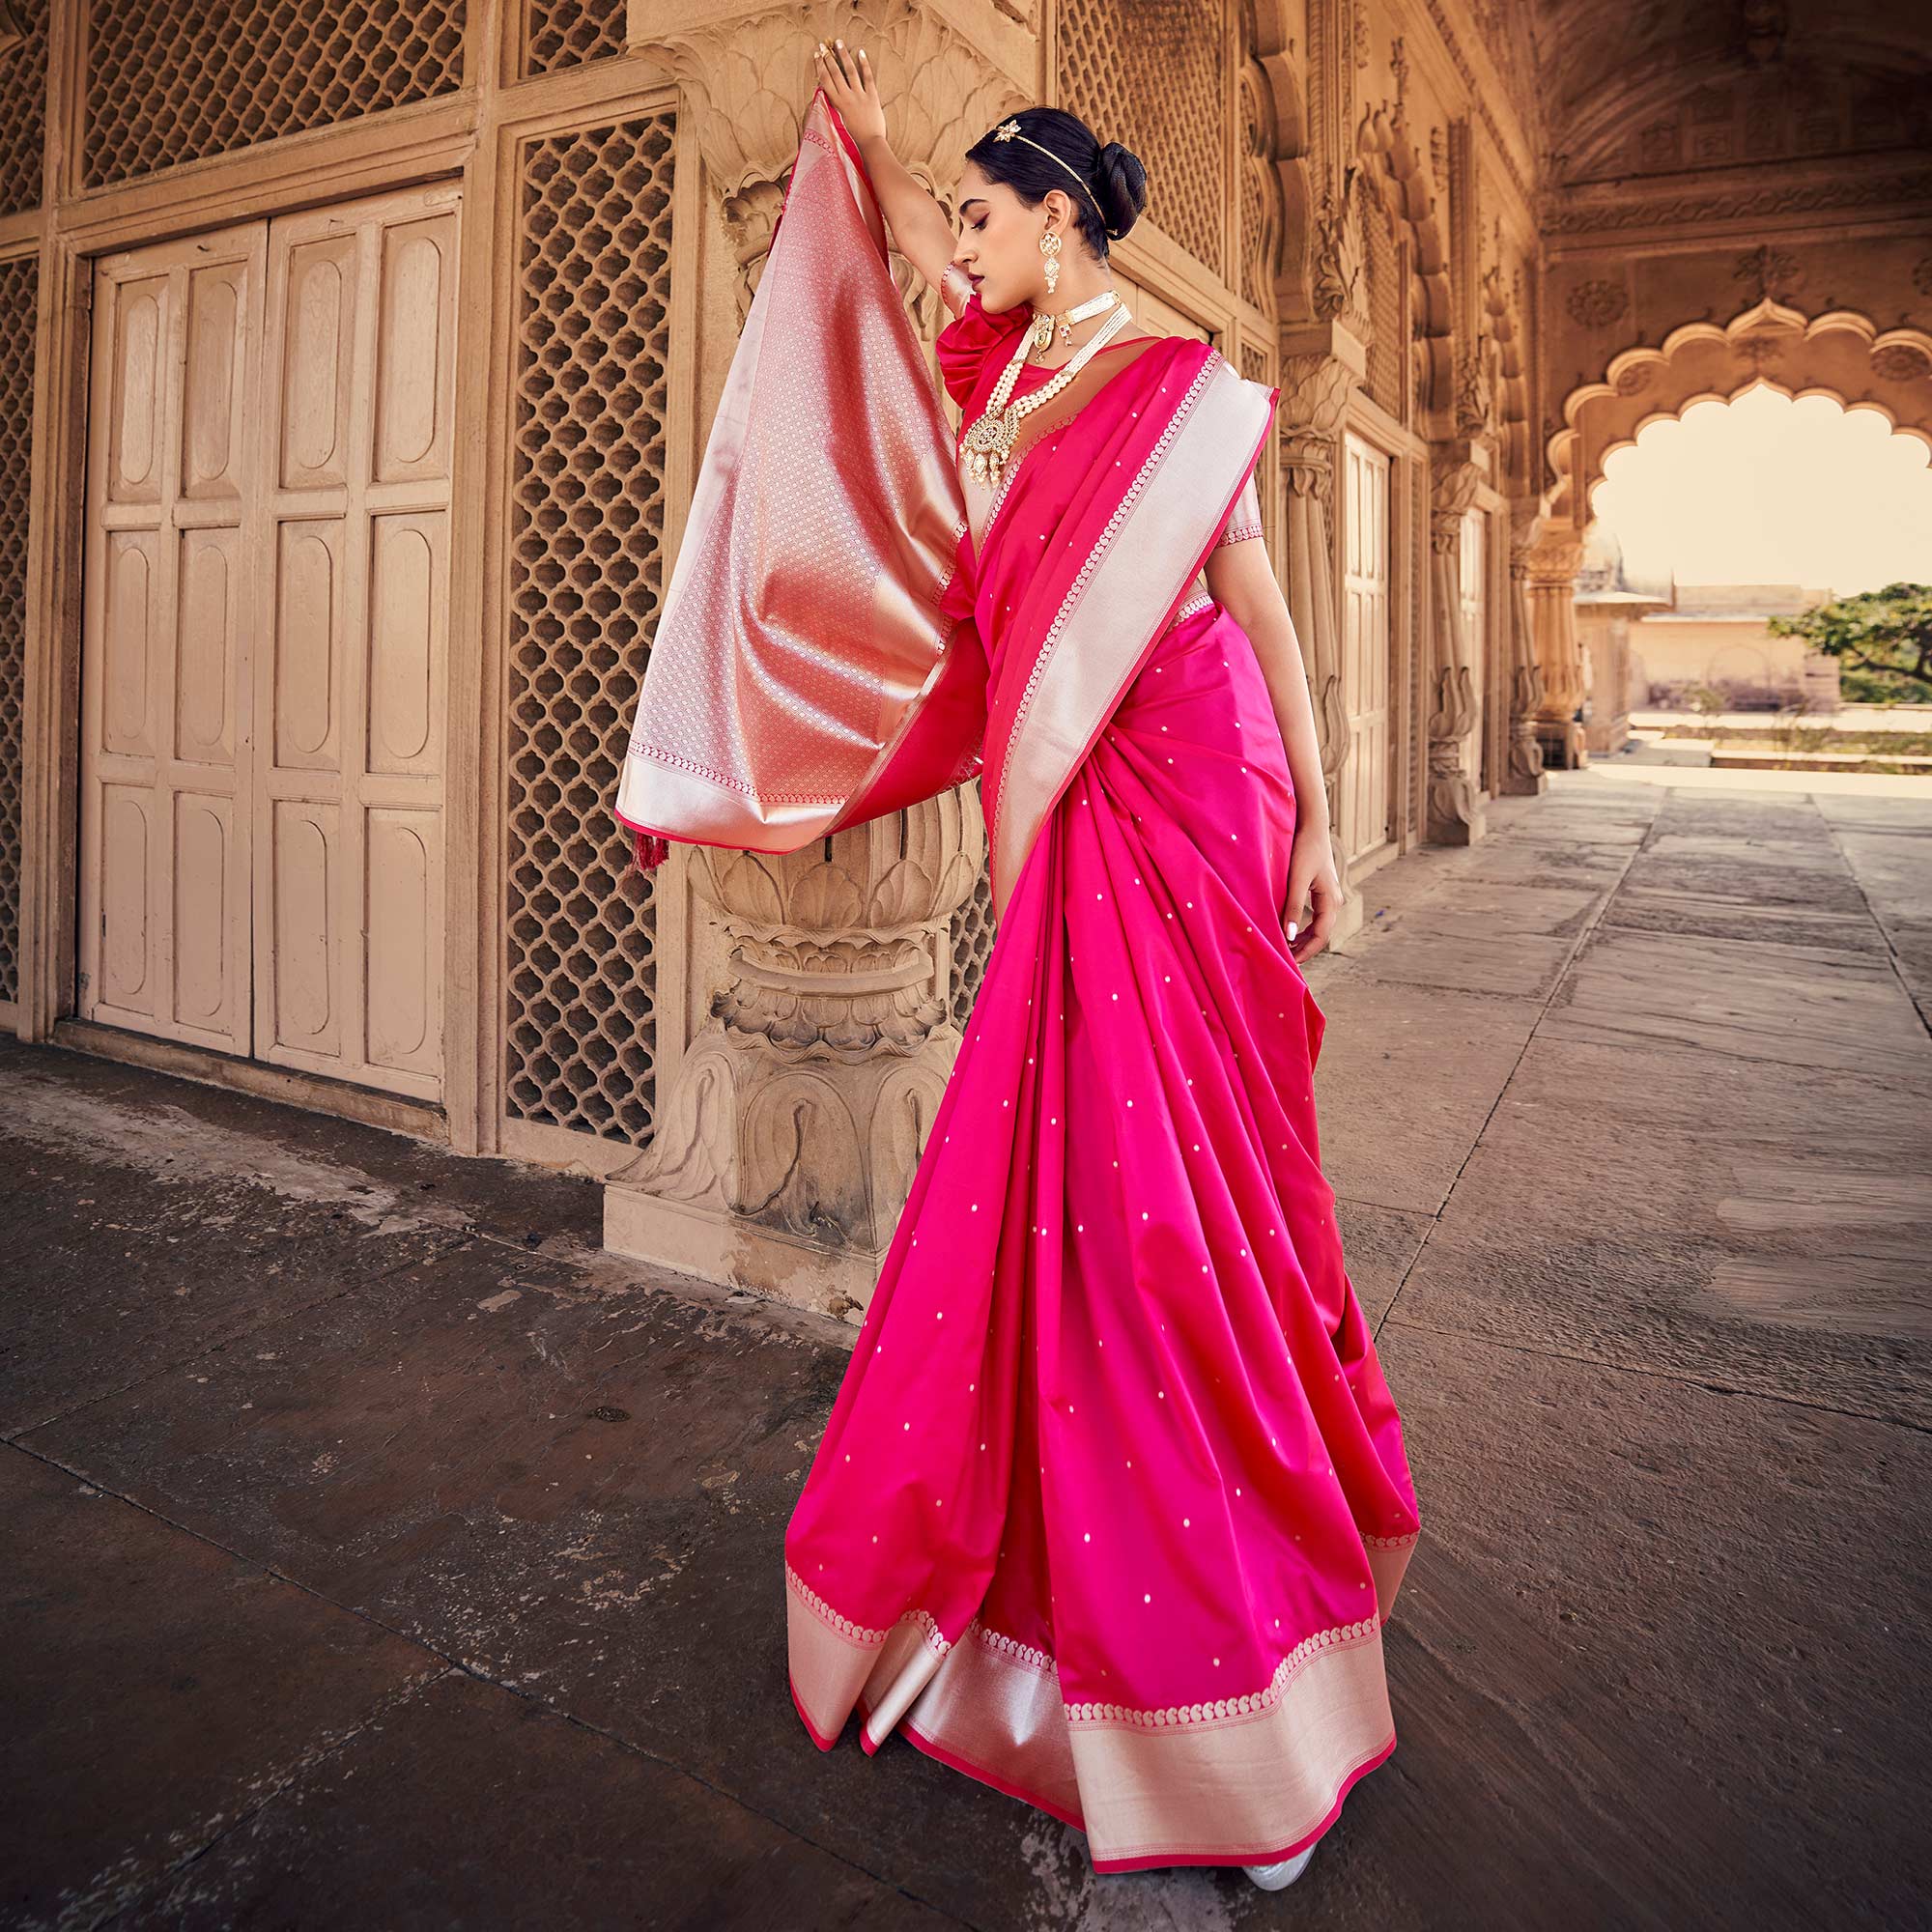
[935,281,1030,412]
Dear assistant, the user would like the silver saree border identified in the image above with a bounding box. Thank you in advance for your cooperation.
[785,1556,1411,1867]
[988,355,1280,919]
[615,91,975,857]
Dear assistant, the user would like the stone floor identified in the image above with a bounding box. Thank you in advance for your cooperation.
[4,767,1928,1931]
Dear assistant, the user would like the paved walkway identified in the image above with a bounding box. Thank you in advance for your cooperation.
[3,769,1927,1930]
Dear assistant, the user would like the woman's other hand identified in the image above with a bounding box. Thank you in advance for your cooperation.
[1285,820,1344,964]
[813,39,887,144]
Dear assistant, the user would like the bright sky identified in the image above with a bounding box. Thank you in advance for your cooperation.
[1589,384,1932,597]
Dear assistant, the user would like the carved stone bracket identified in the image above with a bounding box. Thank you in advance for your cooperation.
[1311,181,1368,334]
[634,2,1023,322]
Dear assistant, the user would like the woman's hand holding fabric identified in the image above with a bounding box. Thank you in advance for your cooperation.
[1285,819,1344,963]
[813,39,887,142]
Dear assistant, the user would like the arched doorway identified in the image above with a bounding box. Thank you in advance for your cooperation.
[1588,383,1932,720]
[1539,298,1932,760]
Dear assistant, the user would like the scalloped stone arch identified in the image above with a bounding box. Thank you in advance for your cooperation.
[1547,298,1932,529]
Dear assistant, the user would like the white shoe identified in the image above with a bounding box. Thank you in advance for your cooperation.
[1242,1841,1317,1889]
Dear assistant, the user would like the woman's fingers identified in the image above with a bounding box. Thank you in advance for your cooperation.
[1293,875,1340,961]
[1283,872,1310,943]
[815,38,867,93]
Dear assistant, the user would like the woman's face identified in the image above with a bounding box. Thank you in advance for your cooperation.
[952,164,1076,314]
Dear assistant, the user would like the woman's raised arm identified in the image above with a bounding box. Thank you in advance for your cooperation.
[813,41,961,307]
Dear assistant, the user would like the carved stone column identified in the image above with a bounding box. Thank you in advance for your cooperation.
[1526,531,1590,770]
[1501,503,1548,795]
[605,794,985,1318]
[609,4,1024,1318]
[1425,451,1487,845]
[1278,354,1352,839]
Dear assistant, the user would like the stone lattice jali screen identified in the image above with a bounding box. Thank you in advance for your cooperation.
[0,0,46,218]
[524,0,628,76]
[505,113,676,1147]
[0,254,31,1007]
[84,0,466,188]
[1056,0,1227,282]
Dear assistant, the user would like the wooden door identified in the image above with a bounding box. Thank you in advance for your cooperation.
[1340,434,1392,865]
[79,223,266,1052]
[77,185,459,1099]
[252,188,458,1101]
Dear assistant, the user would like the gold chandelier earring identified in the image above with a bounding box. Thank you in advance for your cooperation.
[1039,227,1062,296]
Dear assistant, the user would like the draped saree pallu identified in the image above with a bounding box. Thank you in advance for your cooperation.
[616,88,1423,1875]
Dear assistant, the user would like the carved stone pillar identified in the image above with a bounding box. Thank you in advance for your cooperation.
[609,5,1025,1318]
[1278,354,1352,841]
[1501,503,1548,795]
[1425,451,1487,845]
[1526,531,1589,770]
[605,794,985,1317]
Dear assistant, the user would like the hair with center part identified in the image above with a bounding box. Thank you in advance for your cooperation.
[962,105,1150,260]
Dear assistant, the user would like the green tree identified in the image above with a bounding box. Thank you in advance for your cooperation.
[1768,582,1932,699]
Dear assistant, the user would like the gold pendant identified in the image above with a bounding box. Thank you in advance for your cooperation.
[961,406,1019,488]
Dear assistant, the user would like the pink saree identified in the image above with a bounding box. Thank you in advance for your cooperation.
[619,90,1422,1873]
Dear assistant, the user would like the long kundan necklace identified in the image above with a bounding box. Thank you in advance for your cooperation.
[960,289,1133,490]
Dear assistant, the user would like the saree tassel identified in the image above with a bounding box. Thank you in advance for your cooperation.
[631,828,671,873]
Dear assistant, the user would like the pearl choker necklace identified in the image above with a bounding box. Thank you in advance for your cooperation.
[961,294,1132,490]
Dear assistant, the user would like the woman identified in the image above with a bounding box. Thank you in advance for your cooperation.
[616,43,1422,1889]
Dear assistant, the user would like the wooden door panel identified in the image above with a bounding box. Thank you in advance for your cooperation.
[174,527,239,767]
[374,216,458,485]
[271,521,342,771]
[253,185,458,1102]
[278,233,359,494]
[269,799,339,1057]
[79,185,455,1096]
[100,531,158,758]
[365,513,443,777]
[96,784,155,1017]
[171,790,240,1034]
[181,262,250,504]
[365,806,442,1080]
[1460,508,1489,792]
[105,278,167,507]
[1340,434,1392,865]
[79,229,263,1052]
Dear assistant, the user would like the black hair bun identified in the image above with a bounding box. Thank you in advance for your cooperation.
[1092,139,1149,241]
